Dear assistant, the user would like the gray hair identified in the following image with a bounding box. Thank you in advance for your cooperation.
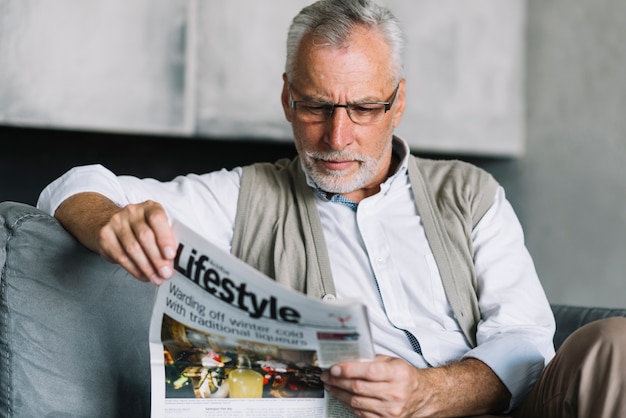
[285,0,405,84]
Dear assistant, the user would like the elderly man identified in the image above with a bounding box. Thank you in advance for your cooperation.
[38,0,625,417]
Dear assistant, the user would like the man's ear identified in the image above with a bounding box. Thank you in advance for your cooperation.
[392,78,407,129]
[281,73,293,123]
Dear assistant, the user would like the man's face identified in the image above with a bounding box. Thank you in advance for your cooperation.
[281,25,406,201]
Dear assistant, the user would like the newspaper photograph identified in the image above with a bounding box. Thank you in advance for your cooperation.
[149,220,375,418]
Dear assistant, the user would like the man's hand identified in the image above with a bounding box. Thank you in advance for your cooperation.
[320,355,510,418]
[55,192,178,285]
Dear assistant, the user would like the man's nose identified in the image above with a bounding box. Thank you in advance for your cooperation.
[325,106,355,150]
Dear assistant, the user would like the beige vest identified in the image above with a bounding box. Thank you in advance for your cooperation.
[231,154,499,347]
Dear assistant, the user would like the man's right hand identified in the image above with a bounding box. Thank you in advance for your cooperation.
[54,192,178,285]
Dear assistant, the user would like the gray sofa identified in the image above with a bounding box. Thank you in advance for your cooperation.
[1,201,625,418]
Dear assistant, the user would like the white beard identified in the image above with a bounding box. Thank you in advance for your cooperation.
[298,142,391,194]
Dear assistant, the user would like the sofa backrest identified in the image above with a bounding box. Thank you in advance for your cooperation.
[0,201,155,418]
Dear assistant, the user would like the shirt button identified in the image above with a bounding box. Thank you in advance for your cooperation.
[322,294,336,301]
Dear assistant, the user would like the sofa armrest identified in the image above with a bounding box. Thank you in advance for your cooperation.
[551,303,626,350]
[0,201,155,418]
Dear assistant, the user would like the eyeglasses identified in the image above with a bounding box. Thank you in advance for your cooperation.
[289,84,400,125]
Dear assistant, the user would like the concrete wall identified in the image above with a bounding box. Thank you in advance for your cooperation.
[0,0,525,156]
[482,0,626,308]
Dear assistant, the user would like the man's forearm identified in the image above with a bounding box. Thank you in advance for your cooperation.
[420,357,511,416]
[54,192,122,254]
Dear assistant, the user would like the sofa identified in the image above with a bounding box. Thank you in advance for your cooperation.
[1,201,625,418]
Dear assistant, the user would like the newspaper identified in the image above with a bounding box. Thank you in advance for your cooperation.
[149,220,375,418]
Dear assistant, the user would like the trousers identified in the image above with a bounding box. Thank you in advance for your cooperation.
[474,317,626,418]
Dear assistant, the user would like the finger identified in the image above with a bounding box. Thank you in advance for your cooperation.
[144,203,178,261]
[322,357,422,418]
[116,201,173,284]
[322,358,417,403]
[323,372,389,400]
[118,223,164,284]
[129,217,172,281]
[328,356,394,382]
[106,206,164,284]
[328,381,414,418]
[326,385,385,417]
[142,203,178,281]
[97,224,152,282]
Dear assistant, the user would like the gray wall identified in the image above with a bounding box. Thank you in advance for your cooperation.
[484,0,626,308]
[0,0,525,156]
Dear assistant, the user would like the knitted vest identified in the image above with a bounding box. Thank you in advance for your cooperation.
[231,155,499,347]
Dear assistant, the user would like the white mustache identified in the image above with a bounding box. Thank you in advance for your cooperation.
[304,150,367,164]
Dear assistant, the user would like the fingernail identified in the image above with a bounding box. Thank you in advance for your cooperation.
[151,274,164,286]
[160,266,172,279]
[164,246,176,259]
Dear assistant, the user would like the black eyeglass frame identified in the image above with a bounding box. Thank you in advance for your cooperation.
[289,83,400,124]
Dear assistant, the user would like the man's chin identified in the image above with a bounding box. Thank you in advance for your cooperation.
[305,162,366,192]
[314,175,363,194]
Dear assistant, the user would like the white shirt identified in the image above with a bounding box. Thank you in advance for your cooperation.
[37,137,555,409]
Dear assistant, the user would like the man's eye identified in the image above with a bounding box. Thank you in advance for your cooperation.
[351,105,379,114]
[302,103,331,114]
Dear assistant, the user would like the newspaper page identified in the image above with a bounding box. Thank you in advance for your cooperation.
[149,220,375,418]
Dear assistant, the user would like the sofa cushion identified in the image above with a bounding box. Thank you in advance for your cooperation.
[0,202,155,418]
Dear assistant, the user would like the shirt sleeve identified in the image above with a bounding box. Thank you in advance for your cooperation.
[461,186,556,411]
[36,164,242,252]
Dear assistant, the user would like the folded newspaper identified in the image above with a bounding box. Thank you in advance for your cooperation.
[149,220,375,418]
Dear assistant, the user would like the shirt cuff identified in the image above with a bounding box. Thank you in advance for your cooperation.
[462,335,546,411]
